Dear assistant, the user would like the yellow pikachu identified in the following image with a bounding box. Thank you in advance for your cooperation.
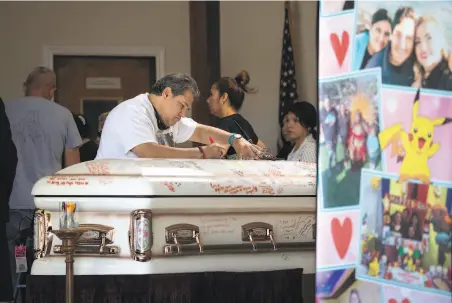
[379,90,452,184]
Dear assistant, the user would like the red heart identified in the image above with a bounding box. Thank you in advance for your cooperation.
[331,217,352,259]
[388,299,411,303]
[330,31,349,67]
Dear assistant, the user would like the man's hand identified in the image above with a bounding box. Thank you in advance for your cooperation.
[232,139,262,159]
[202,143,229,159]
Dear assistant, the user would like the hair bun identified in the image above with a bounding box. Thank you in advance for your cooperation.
[235,70,250,88]
[234,70,258,93]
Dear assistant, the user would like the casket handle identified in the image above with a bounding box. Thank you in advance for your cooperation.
[241,222,277,251]
[33,209,52,259]
[165,223,203,254]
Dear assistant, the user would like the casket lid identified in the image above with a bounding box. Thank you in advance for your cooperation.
[32,159,316,197]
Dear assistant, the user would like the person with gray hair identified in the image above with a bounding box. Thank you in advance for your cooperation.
[96,73,261,159]
[4,66,82,296]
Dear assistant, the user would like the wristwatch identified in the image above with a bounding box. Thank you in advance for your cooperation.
[228,133,243,146]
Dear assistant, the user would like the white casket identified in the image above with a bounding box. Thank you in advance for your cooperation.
[31,159,317,276]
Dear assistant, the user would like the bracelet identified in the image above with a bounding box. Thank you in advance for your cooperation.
[228,133,237,146]
[198,146,206,159]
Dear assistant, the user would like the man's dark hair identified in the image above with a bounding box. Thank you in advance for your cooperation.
[150,73,200,99]
[392,6,415,30]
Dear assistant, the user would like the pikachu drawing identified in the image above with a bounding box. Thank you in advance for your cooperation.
[379,89,452,184]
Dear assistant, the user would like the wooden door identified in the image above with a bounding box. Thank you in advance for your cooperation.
[54,55,156,136]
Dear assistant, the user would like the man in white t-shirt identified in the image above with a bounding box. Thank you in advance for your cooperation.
[96,73,260,160]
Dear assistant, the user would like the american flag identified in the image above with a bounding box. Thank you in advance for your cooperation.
[277,2,299,154]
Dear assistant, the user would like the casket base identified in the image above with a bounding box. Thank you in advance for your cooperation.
[26,269,304,303]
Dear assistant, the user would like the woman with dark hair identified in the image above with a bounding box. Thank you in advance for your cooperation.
[349,289,362,303]
[207,71,265,156]
[73,114,98,162]
[353,8,392,70]
[281,101,317,163]
[405,212,422,240]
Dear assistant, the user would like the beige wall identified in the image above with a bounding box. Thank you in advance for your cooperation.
[221,1,318,152]
[0,1,318,153]
[0,1,190,100]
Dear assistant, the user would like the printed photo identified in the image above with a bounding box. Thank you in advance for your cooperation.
[353,1,452,91]
[316,268,381,303]
[321,0,355,16]
[319,13,354,78]
[319,70,382,208]
[316,210,360,269]
[379,88,452,184]
[383,284,452,303]
[358,170,452,296]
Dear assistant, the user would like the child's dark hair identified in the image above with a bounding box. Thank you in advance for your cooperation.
[215,70,257,111]
[284,101,318,139]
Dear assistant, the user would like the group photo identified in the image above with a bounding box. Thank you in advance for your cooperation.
[318,69,381,209]
[353,1,452,91]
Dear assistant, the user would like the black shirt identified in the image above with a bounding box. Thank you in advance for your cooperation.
[422,59,452,91]
[215,114,259,156]
[338,112,350,138]
[80,140,99,162]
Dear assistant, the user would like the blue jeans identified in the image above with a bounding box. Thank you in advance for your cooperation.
[6,209,34,299]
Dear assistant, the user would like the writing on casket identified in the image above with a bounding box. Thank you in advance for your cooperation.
[200,217,236,235]
[86,162,110,175]
[47,176,89,186]
[210,183,258,195]
[264,168,285,177]
[161,181,182,192]
[277,215,316,241]
[166,160,204,171]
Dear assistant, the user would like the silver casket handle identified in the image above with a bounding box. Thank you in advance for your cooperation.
[241,222,277,251]
[164,223,203,255]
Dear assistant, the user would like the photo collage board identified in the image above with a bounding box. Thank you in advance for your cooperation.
[316,1,452,302]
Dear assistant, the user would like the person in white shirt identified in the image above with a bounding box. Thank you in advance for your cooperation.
[96,73,261,160]
[282,101,318,163]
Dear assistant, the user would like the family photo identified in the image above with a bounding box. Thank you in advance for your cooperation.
[316,268,380,303]
[358,171,452,295]
[319,70,381,209]
[353,1,452,91]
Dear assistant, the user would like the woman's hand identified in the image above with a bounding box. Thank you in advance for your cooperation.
[232,138,262,159]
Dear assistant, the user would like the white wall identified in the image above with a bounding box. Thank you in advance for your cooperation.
[0,1,190,100]
[0,1,318,154]
[221,1,318,153]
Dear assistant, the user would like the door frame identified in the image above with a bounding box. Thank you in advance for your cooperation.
[42,45,165,79]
